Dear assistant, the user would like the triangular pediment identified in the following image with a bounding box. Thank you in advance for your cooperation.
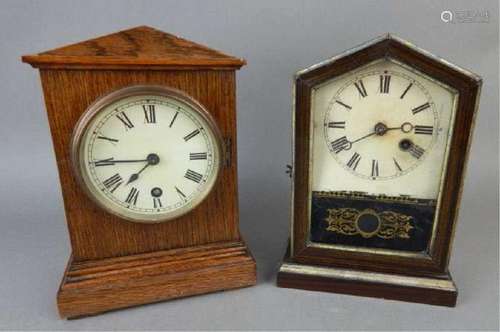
[22,26,245,69]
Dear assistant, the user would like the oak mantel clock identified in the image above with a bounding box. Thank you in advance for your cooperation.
[277,34,481,307]
[22,26,256,318]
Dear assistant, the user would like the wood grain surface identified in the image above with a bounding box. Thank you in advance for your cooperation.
[58,241,256,318]
[38,69,242,260]
[22,26,245,70]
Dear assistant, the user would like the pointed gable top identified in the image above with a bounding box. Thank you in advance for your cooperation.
[22,26,246,70]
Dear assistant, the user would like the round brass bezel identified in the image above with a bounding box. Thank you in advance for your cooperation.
[70,85,224,224]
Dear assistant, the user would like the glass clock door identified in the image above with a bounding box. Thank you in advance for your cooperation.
[308,58,458,253]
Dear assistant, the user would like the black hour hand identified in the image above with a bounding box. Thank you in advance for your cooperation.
[125,153,160,185]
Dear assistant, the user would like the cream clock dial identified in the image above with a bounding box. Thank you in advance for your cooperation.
[324,69,438,180]
[72,85,222,223]
[312,59,457,199]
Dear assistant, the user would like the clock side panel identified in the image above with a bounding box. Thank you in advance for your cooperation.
[39,69,240,260]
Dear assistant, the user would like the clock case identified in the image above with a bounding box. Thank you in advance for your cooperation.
[22,26,256,318]
[277,34,481,307]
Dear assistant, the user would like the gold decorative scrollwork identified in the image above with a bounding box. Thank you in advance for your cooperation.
[325,208,414,239]
[325,208,359,236]
[377,211,414,239]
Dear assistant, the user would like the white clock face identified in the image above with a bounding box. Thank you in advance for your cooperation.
[73,86,222,223]
[311,59,458,199]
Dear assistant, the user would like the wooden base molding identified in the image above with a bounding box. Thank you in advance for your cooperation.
[57,241,256,318]
[277,254,457,307]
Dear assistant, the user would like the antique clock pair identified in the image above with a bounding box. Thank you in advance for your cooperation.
[23,27,480,318]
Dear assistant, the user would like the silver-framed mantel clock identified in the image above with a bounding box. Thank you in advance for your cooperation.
[277,34,481,307]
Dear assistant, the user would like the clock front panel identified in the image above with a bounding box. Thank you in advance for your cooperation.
[308,59,458,253]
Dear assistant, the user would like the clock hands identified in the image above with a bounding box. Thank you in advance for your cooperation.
[349,132,376,145]
[336,122,416,153]
[345,122,392,147]
[126,153,160,185]
[382,122,414,134]
[350,122,425,159]
[94,158,149,164]
[373,122,414,136]
[126,163,150,185]
[344,121,426,160]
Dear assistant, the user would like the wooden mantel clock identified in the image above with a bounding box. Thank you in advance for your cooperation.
[277,34,481,306]
[22,26,256,318]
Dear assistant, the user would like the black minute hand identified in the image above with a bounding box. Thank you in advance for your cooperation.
[350,132,376,144]
[93,158,148,164]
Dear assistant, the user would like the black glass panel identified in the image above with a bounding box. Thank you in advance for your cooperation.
[310,192,436,252]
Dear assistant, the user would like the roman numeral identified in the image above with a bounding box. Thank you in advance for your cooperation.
[153,197,162,208]
[409,144,425,159]
[116,111,134,129]
[175,186,186,199]
[169,111,179,128]
[414,125,434,135]
[97,135,119,143]
[371,159,379,177]
[393,158,403,172]
[335,100,352,110]
[184,129,200,141]
[184,169,203,183]
[102,174,123,193]
[190,152,207,160]
[94,157,115,167]
[331,136,351,153]
[400,83,413,99]
[327,121,346,129]
[354,80,368,98]
[346,152,361,170]
[379,75,391,94]
[143,104,156,123]
[125,187,139,206]
[412,102,430,115]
